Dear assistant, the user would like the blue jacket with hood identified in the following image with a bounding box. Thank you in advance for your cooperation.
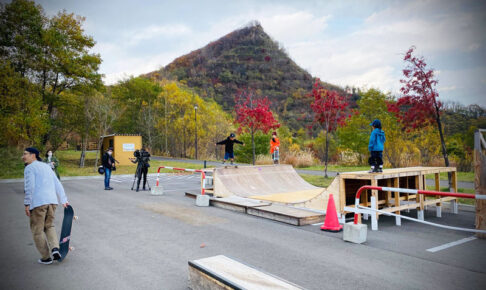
[368,119,386,152]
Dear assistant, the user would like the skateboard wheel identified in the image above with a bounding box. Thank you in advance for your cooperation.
[69,246,75,251]
[73,216,79,220]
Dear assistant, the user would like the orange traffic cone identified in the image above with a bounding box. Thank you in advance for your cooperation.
[321,194,343,232]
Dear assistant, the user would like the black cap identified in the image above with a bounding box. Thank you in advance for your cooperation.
[230,133,235,138]
[25,147,42,161]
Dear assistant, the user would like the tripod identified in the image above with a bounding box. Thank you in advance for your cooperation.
[131,161,151,191]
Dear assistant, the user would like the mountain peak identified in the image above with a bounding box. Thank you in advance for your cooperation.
[147,22,335,129]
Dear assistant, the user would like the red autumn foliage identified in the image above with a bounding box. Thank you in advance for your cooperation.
[396,46,451,173]
[234,91,280,134]
[396,46,442,130]
[310,79,349,132]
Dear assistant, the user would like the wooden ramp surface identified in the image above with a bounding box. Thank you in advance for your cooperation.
[188,255,303,290]
[212,165,339,212]
[213,165,322,198]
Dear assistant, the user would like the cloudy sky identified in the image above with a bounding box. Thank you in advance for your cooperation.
[35,0,486,106]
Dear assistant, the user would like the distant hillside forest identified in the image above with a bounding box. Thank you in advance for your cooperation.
[2,1,485,170]
[146,23,355,130]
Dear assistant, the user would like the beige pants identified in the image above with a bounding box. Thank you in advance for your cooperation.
[30,204,59,259]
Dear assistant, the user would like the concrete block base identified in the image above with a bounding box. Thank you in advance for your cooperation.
[417,210,424,221]
[395,216,401,226]
[151,186,164,196]
[196,195,210,207]
[343,222,367,244]
[451,200,459,214]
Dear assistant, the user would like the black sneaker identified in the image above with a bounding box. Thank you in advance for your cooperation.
[38,257,53,265]
[108,187,114,190]
[104,187,110,190]
[52,248,61,261]
[377,168,383,173]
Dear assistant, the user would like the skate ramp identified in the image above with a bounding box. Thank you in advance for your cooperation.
[213,165,340,211]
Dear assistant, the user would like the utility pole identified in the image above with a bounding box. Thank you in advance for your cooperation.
[194,104,198,160]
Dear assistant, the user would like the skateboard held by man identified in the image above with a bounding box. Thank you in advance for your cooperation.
[58,205,76,262]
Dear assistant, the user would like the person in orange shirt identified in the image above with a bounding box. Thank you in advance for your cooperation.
[270,132,280,164]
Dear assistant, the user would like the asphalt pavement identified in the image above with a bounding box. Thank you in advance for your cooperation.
[1,173,485,289]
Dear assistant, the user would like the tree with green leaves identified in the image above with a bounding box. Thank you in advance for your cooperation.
[0,0,102,147]
[338,88,415,167]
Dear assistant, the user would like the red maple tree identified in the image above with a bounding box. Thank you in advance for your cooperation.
[310,79,349,177]
[235,91,280,165]
[397,46,450,180]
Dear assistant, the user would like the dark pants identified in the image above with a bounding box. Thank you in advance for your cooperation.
[369,151,383,167]
[104,167,112,188]
[136,166,148,189]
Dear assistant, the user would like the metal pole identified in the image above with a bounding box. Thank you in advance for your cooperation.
[194,104,198,160]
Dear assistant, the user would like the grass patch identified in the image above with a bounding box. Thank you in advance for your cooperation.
[1,149,214,179]
[425,172,475,183]
[299,174,333,188]
[1,147,26,179]
[300,165,370,172]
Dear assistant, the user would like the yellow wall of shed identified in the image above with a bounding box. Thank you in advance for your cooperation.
[101,136,142,166]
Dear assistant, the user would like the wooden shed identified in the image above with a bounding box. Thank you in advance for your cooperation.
[100,134,142,166]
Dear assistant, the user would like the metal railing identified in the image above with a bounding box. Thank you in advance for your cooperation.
[351,185,486,233]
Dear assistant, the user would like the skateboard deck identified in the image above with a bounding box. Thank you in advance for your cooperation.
[224,164,238,168]
[59,205,74,262]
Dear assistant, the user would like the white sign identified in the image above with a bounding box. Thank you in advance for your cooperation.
[122,143,135,151]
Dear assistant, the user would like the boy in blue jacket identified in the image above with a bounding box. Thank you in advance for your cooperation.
[368,119,386,173]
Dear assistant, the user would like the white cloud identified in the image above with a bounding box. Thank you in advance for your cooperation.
[259,11,330,43]
[438,85,457,92]
[124,24,192,46]
[81,0,485,106]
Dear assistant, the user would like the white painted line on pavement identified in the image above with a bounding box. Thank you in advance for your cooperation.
[312,222,324,226]
[426,236,477,253]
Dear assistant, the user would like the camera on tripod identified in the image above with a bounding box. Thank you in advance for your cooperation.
[130,148,151,191]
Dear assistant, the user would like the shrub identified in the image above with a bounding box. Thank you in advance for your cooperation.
[255,154,273,165]
[282,148,316,168]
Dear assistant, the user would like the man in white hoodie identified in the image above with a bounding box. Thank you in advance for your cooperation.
[23,147,69,265]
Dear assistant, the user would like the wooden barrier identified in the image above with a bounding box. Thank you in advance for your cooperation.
[188,255,303,290]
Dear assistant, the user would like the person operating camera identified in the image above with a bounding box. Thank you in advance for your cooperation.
[130,147,151,192]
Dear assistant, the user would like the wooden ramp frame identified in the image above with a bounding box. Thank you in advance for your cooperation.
[185,193,324,226]
[207,165,459,226]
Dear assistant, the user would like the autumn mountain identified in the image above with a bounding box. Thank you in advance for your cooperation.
[146,22,343,130]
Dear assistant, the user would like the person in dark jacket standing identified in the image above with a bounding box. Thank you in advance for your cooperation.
[368,119,386,173]
[102,147,115,190]
[216,133,244,165]
[130,147,151,192]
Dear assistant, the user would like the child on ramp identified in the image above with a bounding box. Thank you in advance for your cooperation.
[216,133,244,165]
[368,119,386,173]
[270,132,280,164]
